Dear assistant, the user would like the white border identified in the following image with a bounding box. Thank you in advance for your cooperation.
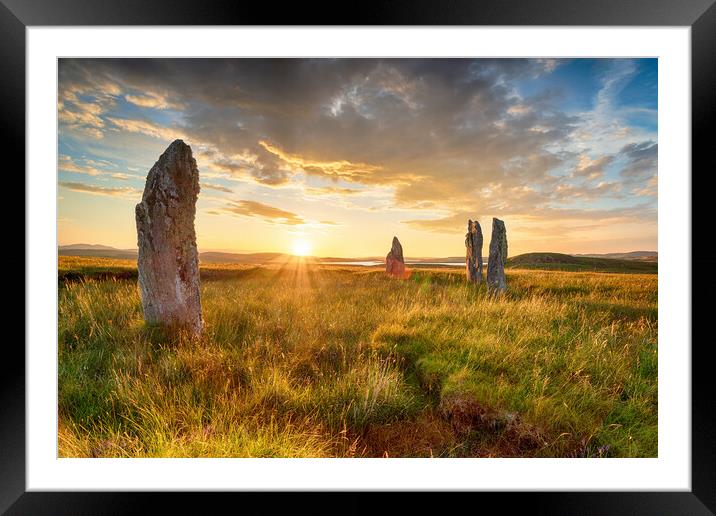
[27,27,690,491]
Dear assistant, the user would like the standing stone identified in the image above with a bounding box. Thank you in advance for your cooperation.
[135,139,203,335]
[487,217,508,292]
[385,236,407,278]
[465,219,483,284]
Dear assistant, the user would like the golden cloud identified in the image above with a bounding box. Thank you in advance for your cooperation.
[107,117,188,141]
[259,141,382,181]
[58,155,103,176]
[201,182,234,194]
[59,181,142,199]
[125,92,184,110]
[210,200,305,225]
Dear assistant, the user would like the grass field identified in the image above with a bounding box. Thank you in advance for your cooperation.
[58,256,657,458]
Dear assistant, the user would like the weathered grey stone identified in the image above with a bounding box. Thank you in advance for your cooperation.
[487,217,508,292]
[385,236,407,278]
[465,219,483,284]
[135,139,203,335]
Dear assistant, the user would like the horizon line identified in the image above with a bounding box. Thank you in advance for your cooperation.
[57,243,658,259]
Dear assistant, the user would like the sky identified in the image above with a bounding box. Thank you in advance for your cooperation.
[57,58,657,258]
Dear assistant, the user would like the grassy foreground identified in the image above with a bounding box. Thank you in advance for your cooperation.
[58,256,657,458]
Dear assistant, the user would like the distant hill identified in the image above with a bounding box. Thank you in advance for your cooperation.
[59,243,119,251]
[507,252,657,273]
[574,251,657,262]
[59,245,137,260]
[59,245,290,264]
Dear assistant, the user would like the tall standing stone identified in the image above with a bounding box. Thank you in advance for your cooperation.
[385,236,407,278]
[487,217,508,292]
[135,139,203,335]
[465,219,483,284]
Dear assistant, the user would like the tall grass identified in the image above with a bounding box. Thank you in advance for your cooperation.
[58,257,657,457]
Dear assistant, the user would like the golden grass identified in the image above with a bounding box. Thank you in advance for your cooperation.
[58,256,657,457]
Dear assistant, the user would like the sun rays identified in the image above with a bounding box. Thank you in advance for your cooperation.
[292,238,312,257]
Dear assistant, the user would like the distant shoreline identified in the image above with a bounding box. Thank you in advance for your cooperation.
[59,244,657,265]
[58,252,657,275]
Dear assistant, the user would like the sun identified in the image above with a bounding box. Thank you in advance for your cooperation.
[292,238,312,257]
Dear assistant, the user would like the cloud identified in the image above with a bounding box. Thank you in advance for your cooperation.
[59,155,103,176]
[59,181,142,199]
[59,107,104,129]
[210,200,305,225]
[619,141,657,179]
[572,154,614,180]
[569,59,656,158]
[58,58,657,249]
[633,173,658,197]
[403,211,474,233]
[201,182,234,193]
[58,61,122,138]
[404,202,655,236]
[106,117,187,141]
[125,92,184,110]
[556,180,622,200]
[259,140,383,183]
[59,155,138,180]
[304,186,363,196]
[58,108,105,139]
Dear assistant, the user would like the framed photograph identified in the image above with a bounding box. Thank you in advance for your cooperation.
[6,0,715,512]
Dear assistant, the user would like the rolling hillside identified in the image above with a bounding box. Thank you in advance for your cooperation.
[574,251,657,262]
[507,252,657,273]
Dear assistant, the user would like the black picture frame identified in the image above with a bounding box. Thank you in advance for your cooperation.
[4,0,714,513]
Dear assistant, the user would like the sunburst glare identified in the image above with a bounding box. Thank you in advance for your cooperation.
[292,238,312,257]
